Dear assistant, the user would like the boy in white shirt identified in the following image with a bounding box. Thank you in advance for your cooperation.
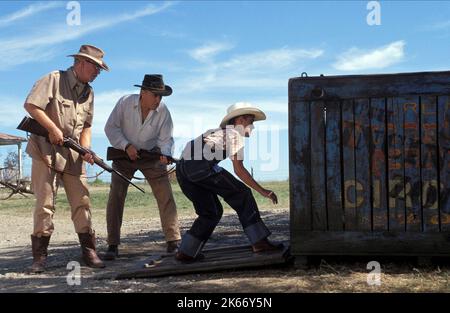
[175,102,282,262]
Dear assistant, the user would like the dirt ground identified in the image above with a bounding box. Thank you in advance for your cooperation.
[1,205,450,293]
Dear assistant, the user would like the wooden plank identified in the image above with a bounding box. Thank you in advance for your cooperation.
[370,98,388,231]
[421,96,440,232]
[292,231,450,256]
[438,96,450,231]
[310,100,327,230]
[354,98,372,231]
[142,249,255,267]
[193,244,251,253]
[115,245,290,279]
[387,98,406,231]
[289,71,450,101]
[325,100,344,231]
[288,96,311,233]
[341,99,357,230]
[402,96,422,231]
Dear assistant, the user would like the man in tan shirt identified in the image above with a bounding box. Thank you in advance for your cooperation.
[24,45,109,273]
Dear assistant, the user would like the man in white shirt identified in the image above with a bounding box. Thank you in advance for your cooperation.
[103,74,181,259]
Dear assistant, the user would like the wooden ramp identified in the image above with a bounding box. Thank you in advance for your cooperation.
[115,244,291,279]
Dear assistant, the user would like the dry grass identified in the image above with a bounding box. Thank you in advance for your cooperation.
[1,181,450,293]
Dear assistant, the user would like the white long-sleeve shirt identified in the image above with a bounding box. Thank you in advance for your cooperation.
[104,94,174,156]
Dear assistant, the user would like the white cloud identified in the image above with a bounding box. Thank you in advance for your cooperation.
[0,2,175,70]
[222,48,323,72]
[182,46,324,91]
[168,96,288,140]
[333,40,405,71]
[0,2,62,27]
[177,76,286,93]
[188,42,234,62]
[252,98,288,114]
[422,20,450,31]
[170,99,229,138]
[113,59,186,72]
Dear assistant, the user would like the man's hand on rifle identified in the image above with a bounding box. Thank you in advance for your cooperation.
[159,155,171,165]
[49,126,64,146]
[81,151,95,165]
[125,144,140,161]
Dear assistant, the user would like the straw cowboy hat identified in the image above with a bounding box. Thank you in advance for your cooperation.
[220,102,266,128]
[134,74,172,96]
[68,44,109,71]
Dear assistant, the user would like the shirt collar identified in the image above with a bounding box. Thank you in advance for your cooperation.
[67,67,87,90]
[134,95,162,113]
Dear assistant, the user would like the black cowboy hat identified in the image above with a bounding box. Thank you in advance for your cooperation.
[134,74,172,96]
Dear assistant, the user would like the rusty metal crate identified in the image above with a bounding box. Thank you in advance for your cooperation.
[288,71,450,256]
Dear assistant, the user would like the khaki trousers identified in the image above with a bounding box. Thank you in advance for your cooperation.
[106,158,181,245]
[31,158,93,237]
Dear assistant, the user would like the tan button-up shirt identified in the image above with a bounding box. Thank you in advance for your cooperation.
[25,67,94,174]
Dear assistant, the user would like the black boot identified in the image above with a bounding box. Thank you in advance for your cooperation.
[103,245,118,260]
[252,238,284,253]
[175,251,205,263]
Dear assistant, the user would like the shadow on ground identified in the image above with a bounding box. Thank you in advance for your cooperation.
[0,211,291,292]
[2,210,450,293]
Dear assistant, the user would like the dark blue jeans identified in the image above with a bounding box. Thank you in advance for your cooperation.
[176,160,270,257]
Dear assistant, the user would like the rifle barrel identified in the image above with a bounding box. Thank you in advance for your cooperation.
[17,117,145,193]
[65,139,146,194]
[111,169,146,193]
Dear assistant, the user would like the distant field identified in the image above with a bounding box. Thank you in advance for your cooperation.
[0,179,290,217]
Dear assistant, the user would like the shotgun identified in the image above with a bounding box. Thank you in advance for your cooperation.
[106,146,178,164]
[17,116,145,193]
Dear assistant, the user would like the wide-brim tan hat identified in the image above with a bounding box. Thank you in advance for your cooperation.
[220,102,266,128]
[68,44,109,71]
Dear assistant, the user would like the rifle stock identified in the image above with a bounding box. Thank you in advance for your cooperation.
[17,117,145,193]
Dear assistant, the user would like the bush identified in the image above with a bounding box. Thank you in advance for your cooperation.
[90,177,105,186]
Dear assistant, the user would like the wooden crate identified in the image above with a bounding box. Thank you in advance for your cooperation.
[288,71,450,256]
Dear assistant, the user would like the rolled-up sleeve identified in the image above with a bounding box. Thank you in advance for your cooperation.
[156,110,174,156]
[25,73,56,109]
[104,96,129,150]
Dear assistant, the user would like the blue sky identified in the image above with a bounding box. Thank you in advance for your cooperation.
[0,1,449,181]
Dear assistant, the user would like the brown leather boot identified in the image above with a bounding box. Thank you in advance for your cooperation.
[78,232,105,268]
[252,238,284,253]
[30,235,50,273]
